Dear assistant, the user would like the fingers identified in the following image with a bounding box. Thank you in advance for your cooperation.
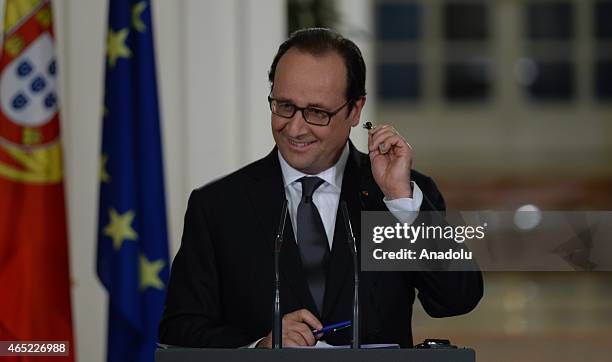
[283,322,316,346]
[285,309,322,330]
[367,124,410,156]
[280,309,321,346]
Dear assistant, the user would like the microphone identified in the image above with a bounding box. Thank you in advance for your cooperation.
[341,201,359,349]
[272,199,288,349]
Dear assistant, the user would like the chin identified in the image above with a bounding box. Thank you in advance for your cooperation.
[285,156,313,173]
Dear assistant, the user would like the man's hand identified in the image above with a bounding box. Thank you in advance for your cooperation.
[257,309,323,348]
[368,124,413,199]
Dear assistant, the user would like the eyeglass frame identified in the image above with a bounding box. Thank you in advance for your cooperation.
[267,96,351,127]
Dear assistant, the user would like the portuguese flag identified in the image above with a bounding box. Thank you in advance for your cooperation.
[0,0,74,360]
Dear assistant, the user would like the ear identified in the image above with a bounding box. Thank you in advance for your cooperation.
[349,96,366,127]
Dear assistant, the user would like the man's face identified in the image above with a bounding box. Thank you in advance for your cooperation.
[271,48,365,175]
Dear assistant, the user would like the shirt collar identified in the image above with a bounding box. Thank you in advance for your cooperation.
[278,142,349,192]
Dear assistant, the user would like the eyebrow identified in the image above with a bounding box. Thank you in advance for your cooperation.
[273,96,330,110]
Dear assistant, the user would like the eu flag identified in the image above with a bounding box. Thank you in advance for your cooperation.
[96,1,169,361]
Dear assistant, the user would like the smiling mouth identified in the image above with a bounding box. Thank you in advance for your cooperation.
[287,139,316,148]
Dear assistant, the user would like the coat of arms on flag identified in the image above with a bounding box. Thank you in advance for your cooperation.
[0,0,62,183]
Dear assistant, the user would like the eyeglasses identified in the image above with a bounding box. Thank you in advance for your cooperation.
[268,96,350,126]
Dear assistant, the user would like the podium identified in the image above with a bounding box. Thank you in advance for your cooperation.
[155,347,475,362]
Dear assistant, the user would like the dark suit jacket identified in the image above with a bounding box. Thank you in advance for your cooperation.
[159,143,483,348]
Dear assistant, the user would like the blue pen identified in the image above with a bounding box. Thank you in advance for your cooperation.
[312,320,352,335]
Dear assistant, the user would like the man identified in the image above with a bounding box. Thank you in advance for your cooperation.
[159,28,482,348]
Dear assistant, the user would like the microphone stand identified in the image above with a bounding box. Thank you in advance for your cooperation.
[341,201,360,349]
[272,199,288,349]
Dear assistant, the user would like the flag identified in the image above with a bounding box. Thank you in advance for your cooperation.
[0,0,74,360]
[96,0,169,361]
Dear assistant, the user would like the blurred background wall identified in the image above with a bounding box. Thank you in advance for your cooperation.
[368,1,612,361]
[1,0,610,361]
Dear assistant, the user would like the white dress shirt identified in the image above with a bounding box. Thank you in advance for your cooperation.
[278,143,423,249]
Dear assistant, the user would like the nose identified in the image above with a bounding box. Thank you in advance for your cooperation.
[285,109,309,136]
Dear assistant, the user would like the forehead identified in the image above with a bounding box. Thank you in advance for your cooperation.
[273,48,347,105]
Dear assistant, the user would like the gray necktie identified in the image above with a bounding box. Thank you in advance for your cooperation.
[297,176,329,314]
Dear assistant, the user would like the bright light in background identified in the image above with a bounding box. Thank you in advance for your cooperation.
[514,204,542,230]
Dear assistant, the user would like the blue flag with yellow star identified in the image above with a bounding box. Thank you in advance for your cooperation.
[96,1,169,361]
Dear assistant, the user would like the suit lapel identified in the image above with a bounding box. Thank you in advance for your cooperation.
[245,149,317,313]
[321,200,352,320]
[321,144,369,320]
